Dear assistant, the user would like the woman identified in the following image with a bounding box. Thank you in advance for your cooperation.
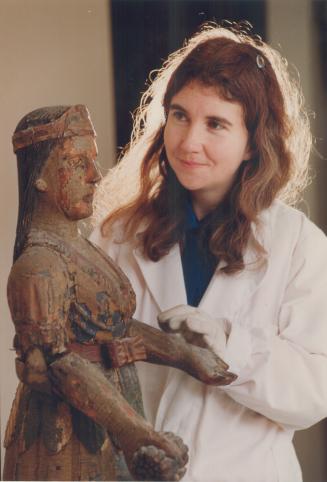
[4,104,234,481]
[91,23,327,482]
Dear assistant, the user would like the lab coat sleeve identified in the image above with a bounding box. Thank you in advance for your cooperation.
[222,221,327,430]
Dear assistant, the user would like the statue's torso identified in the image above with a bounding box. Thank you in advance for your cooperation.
[5,229,143,481]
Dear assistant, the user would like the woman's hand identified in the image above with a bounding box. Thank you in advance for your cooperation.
[158,305,230,359]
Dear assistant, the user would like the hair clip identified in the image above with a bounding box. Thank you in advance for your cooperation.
[256,55,265,69]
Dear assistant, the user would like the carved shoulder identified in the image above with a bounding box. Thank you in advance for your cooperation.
[9,244,68,278]
[7,246,70,356]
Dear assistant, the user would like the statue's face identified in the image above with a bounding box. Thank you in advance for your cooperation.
[40,135,101,220]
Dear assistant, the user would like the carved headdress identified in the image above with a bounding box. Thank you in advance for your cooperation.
[12,104,96,262]
[12,104,96,153]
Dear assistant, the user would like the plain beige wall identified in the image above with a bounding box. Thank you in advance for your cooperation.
[0,0,115,472]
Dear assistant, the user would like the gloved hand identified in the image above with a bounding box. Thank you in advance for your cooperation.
[158,305,231,359]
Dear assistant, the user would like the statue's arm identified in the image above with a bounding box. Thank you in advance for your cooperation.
[8,248,70,392]
[126,318,237,386]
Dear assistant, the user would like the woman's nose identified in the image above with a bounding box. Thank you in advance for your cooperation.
[179,124,202,153]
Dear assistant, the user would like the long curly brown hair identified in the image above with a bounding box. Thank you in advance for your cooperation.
[95,23,311,274]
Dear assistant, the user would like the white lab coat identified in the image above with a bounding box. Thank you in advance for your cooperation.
[90,200,327,482]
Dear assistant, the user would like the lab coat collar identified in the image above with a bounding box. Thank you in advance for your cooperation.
[133,243,188,311]
[132,207,272,315]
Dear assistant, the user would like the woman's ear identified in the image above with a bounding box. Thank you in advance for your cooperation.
[243,143,253,162]
[35,178,48,192]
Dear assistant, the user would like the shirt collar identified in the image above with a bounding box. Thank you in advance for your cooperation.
[185,200,200,230]
[185,197,226,231]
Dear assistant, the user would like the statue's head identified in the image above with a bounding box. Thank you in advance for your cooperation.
[13,105,100,260]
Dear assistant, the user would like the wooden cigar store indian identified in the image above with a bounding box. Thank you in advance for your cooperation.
[4,105,236,481]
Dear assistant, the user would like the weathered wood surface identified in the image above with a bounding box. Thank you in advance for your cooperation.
[5,105,235,481]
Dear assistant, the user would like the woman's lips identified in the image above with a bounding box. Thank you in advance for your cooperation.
[179,159,206,168]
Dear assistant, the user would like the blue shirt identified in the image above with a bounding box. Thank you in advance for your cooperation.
[180,203,218,307]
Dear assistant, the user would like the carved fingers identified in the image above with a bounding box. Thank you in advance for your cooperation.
[131,431,188,481]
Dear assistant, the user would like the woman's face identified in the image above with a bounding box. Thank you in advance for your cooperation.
[164,81,251,215]
[39,135,101,220]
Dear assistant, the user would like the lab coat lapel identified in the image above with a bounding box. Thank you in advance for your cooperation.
[200,213,271,320]
[199,250,268,321]
[133,244,187,311]
[133,208,271,317]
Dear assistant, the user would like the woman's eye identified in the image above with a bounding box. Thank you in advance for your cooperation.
[171,110,187,122]
[208,119,223,130]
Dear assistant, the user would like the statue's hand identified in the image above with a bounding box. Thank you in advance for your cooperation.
[131,431,188,481]
[15,347,52,394]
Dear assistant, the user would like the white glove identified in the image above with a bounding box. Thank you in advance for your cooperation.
[158,305,231,359]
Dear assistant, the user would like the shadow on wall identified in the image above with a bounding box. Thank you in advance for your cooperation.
[294,419,327,482]
[312,0,327,232]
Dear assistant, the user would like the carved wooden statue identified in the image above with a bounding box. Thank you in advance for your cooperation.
[3,105,236,481]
